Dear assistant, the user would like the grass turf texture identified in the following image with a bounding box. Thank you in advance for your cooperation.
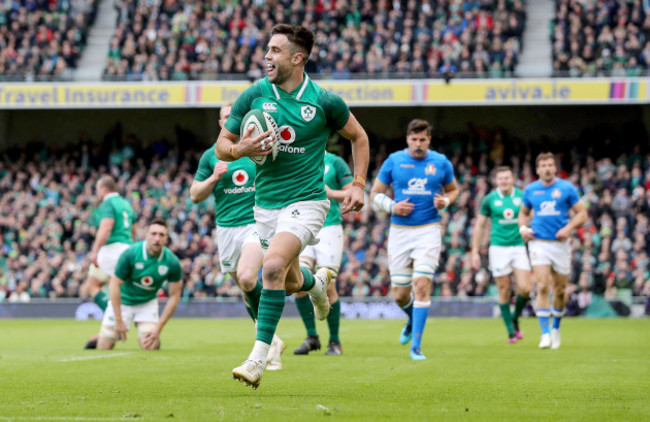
[1,318,648,421]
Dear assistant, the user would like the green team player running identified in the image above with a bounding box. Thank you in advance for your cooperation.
[97,219,182,350]
[471,166,532,343]
[190,103,284,370]
[83,175,136,349]
[216,24,369,389]
[294,151,353,356]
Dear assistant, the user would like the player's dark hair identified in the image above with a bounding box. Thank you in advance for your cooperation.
[150,218,167,229]
[406,119,432,136]
[97,175,116,192]
[271,24,315,64]
[494,166,513,175]
[536,152,555,167]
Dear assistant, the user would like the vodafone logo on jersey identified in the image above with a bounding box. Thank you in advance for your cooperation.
[137,276,156,290]
[232,170,249,186]
[277,125,305,154]
[503,208,515,220]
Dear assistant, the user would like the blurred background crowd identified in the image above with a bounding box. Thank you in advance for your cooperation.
[0,123,648,314]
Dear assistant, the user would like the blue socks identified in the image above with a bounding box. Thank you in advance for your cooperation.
[411,301,431,351]
[537,308,551,335]
[551,307,565,330]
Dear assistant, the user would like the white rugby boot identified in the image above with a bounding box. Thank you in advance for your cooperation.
[538,333,551,349]
[232,359,265,389]
[265,334,285,371]
[309,267,333,320]
[550,329,561,350]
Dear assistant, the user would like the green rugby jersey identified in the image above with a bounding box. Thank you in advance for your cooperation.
[480,188,525,247]
[114,241,182,306]
[97,193,135,245]
[323,152,353,227]
[194,145,256,227]
[225,74,350,209]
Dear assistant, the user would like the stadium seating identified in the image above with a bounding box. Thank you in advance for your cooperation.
[103,0,527,80]
[551,0,647,77]
[0,129,648,306]
[0,0,98,81]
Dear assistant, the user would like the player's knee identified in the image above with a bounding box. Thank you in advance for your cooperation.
[99,326,116,343]
[236,268,258,291]
[537,283,550,296]
[262,257,286,282]
[137,322,157,337]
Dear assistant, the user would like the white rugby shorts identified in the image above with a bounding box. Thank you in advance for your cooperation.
[387,224,441,275]
[301,224,344,270]
[488,245,531,277]
[254,200,330,253]
[216,223,259,273]
[528,240,571,275]
[102,298,159,329]
[97,242,130,277]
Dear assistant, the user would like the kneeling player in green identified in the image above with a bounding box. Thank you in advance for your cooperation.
[97,219,182,350]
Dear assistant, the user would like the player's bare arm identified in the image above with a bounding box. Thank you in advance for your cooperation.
[518,205,535,241]
[108,275,127,341]
[89,218,115,265]
[471,214,488,270]
[337,112,369,214]
[556,200,587,241]
[325,182,351,202]
[215,126,275,161]
[190,161,229,203]
[434,179,459,209]
[142,280,182,349]
[370,180,414,216]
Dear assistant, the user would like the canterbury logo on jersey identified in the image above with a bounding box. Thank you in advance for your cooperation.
[277,125,306,154]
[402,178,432,195]
[263,102,278,111]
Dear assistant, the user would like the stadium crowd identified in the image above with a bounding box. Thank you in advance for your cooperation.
[552,0,650,77]
[0,127,648,310]
[0,0,98,81]
[103,0,526,81]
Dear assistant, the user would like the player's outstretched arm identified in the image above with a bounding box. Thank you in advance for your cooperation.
[215,126,274,161]
[142,281,182,349]
[108,275,127,341]
[325,183,351,203]
[471,214,488,270]
[190,161,229,204]
[337,113,369,213]
[518,205,535,242]
[556,200,588,240]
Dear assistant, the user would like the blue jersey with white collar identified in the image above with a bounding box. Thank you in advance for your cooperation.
[377,149,455,227]
[522,178,580,241]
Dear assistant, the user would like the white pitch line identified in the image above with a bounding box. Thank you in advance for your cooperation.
[0,418,129,421]
[58,352,133,362]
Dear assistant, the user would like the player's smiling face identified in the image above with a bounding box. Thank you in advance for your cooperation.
[265,35,302,86]
[146,224,168,256]
[406,130,431,159]
[495,170,514,193]
[536,158,557,184]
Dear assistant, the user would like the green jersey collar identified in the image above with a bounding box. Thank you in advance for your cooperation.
[271,73,310,100]
[102,192,119,202]
[142,241,165,262]
[496,188,515,199]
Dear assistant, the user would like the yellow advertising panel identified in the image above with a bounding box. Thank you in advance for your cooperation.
[0,83,187,108]
[425,79,646,104]
[318,81,414,104]
[198,83,251,105]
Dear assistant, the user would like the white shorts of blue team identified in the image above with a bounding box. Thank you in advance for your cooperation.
[301,224,344,270]
[528,239,571,275]
[216,223,259,273]
[92,242,130,282]
[254,199,330,254]
[387,223,441,286]
[488,245,531,278]
[102,298,159,329]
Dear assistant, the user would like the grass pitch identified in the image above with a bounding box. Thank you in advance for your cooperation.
[1,317,648,421]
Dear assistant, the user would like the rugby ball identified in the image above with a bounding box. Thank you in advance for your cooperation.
[240,109,280,165]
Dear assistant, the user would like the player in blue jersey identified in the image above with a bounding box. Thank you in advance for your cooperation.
[518,153,587,349]
[370,119,459,360]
